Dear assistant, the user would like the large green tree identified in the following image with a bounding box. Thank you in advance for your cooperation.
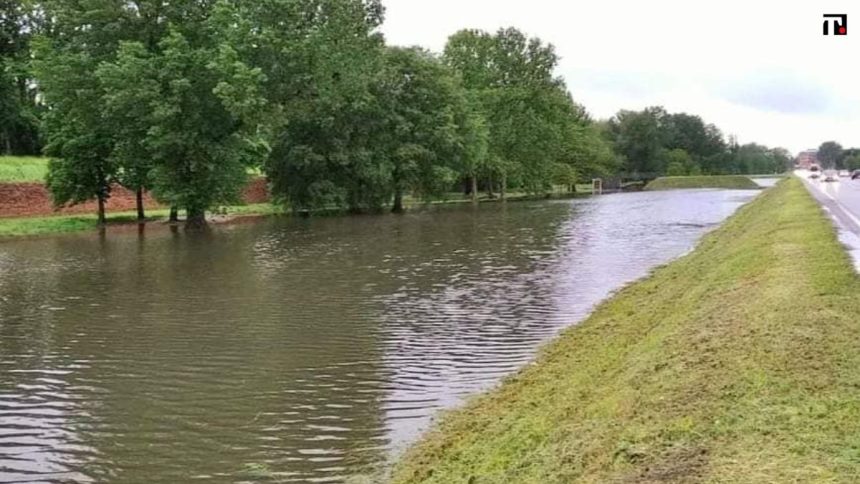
[376,47,486,212]
[606,107,668,178]
[217,0,386,212]
[444,27,589,198]
[32,0,131,224]
[1,0,42,155]
[105,29,267,228]
[818,141,844,169]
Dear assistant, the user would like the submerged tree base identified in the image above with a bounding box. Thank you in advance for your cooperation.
[392,179,860,483]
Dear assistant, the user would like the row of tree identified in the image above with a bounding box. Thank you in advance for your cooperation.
[5,0,621,226]
[817,141,860,171]
[604,106,792,177]
[3,1,793,228]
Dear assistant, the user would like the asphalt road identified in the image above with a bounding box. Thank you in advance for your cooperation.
[799,171,860,234]
[798,170,860,270]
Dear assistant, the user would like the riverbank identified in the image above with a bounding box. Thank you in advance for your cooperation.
[645,175,759,191]
[391,178,860,483]
[0,191,592,239]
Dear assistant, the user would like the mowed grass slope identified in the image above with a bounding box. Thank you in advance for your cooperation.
[646,175,759,191]
[0,156,49,182]
[392,178,860,483]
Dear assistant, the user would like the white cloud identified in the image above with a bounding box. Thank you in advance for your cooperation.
[380,0,860,154]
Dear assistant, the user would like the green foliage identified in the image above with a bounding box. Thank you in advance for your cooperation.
[224,0,387,212]
[0,0,42,155]
[26,0,795,224]
[32,31,116,221]
[606,106,787,177]
[33,0,269,225]
[126,29,268,224]
[818,141,844,169]
[844,154,860,171]
[663,148,694,176]
[733,143,784,174]
[377,47,481,210]
[443,27,601,196]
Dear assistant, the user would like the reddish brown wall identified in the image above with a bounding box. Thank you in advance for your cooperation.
[0,178,270,218]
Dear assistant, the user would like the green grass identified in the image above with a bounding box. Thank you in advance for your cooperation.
[645,175,760,191]
[0,204,284,238]
[391,178,860,483]
[0,156,50,182]
[0,157,261,183]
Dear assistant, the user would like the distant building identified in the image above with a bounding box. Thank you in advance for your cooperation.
[796,150,818,169]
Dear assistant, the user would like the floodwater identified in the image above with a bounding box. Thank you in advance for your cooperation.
[0,188,759,483]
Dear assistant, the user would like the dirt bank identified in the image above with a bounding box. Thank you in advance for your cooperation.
[0,178,270,218]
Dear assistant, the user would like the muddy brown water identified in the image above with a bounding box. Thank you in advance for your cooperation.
[0,189,759,483]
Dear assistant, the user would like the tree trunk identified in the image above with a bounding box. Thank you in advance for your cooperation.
[169,206,179,223]
[470,175,478,203]
[392,189,404,214]
[136,187,145,221]
[500,174,507,201]
[185,207,207,229]
[97,196,107,226]
[487,174,495,199]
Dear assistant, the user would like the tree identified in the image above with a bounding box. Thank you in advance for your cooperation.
[606,107,668,178]
[376,47,482,212]
[663,148,694,176]
[845,156,860,171]
[135,30,268,228]
[97,42,161,221]
[661,113,725,170]
[770,147,793,173]
[564,122,621,183]
[444,27,583,198]
[733,143,781,174]
[818,141,844,169]
[32,4,122,225]
[220,0,387,213]
[0,0,42,155]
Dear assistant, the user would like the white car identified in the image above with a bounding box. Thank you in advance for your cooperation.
[824,170,839,182]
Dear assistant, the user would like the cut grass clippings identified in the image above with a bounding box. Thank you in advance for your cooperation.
[391,178,860,483]
[645,175,760,191]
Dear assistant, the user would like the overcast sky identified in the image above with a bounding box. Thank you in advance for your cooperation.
[381,0,859,155]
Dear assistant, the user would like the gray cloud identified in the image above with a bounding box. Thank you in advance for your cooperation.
[716,72,836,116]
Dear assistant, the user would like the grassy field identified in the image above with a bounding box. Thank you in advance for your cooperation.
[0,156,49,182]
[0,204,281,238]
[391,178,860,483]
[645,175,760,191]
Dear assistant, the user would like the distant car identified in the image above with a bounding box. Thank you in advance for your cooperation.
[824,170,839,182]
[839,170,851,177]
[852,170,860,180]
[809,172,821,179]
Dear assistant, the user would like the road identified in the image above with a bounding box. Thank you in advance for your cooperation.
[798,170,860,270]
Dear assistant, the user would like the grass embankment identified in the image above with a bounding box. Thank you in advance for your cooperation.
[645,175,759,191]
[0,156,49,182]
[392,178,860,483]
